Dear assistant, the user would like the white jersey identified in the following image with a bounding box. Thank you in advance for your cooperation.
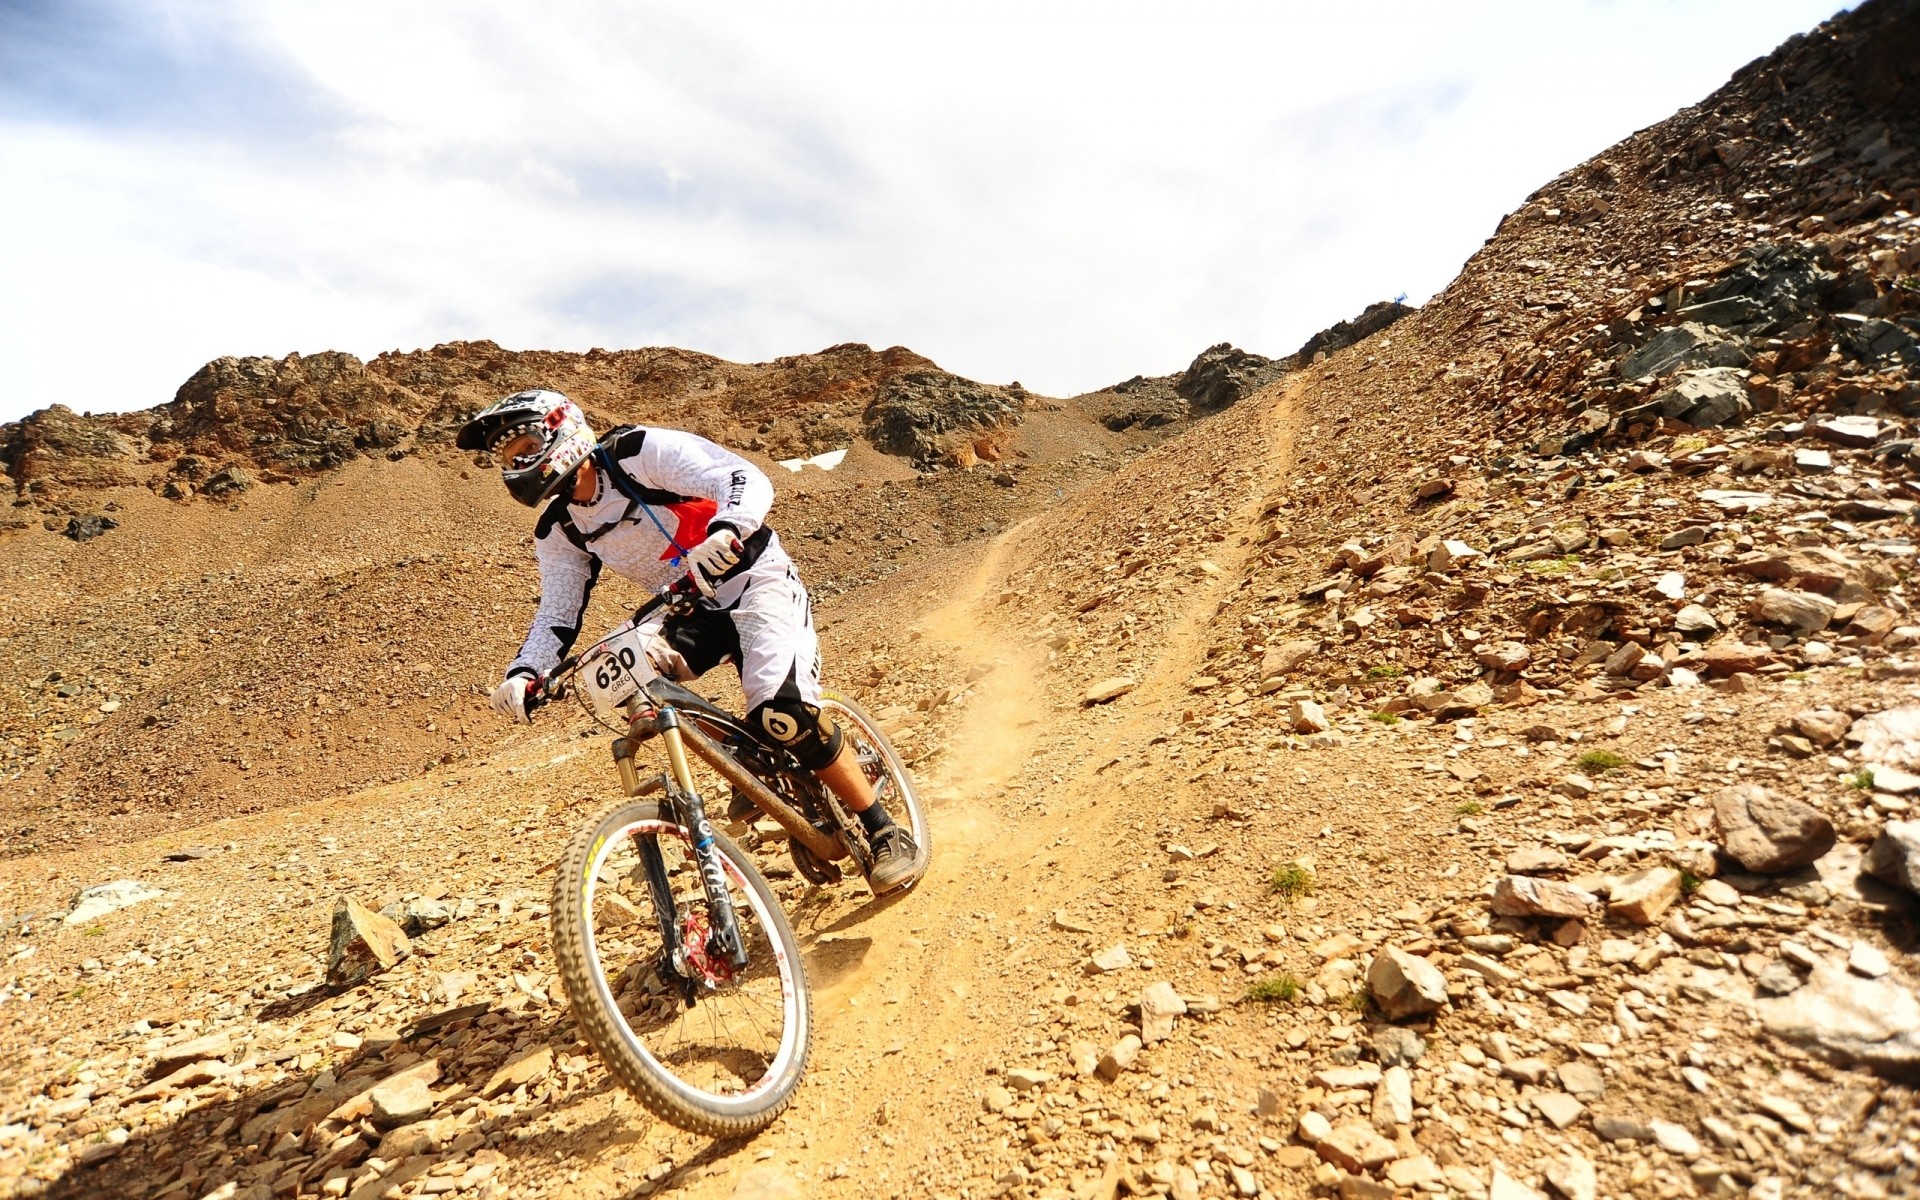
[508,426,783,679]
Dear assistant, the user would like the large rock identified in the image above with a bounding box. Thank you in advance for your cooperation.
[64,880,164,926]
[1751,588,1836,634]
[1260,640,1317,688]
[1174,344,1283,410]
[1757,963,1920,1079]
[1620,323,1749,380]
[1316,1120,1399,1172]
[327,895,412,987]
[1366,948,1448,1021]
[862,371,1021,464]
[1490,876,1598,919]
[1852,706,1920,772]
[1712,786,1835,873]
[1681,240,1840,334]
[1293,300,1415,363]
[1607,868,1682,925]
[150,1032,233,1078]
[1865,821,1920,896]
[1138,982,1187,1044]
[1288,699,1331,734]
[1652,367,1749,427]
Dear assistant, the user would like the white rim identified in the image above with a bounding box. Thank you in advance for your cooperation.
[578,817,804,1112]
[821,695,929,867]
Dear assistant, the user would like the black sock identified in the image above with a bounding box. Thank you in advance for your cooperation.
[858,804,895,835]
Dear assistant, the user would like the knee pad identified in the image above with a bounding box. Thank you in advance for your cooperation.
[750,697,843,771]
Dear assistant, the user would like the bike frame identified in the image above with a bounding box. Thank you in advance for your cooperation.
[536,582,859,1004]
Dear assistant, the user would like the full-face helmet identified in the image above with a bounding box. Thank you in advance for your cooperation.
[455,390,596,507]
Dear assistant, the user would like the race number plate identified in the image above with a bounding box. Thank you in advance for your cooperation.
[577,626,657,718]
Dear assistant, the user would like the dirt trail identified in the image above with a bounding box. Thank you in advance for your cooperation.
[682,380,1304,1198]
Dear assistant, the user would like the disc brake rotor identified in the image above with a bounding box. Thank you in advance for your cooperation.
[678,908,735,989]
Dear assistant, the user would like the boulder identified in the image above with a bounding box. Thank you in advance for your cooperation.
[1083,677,1136,705]
[1701,642,1772,677]
[1607,867,1682,925]
[1682,240,1839,334]
[1851,706,1920,771]
[1260,640,1317,685]
[1751,588,1836,633]
[1652,367,1749,427]
[327,895,412,987]
[1620,323,1749,380]
[1097,1034,1142,1081]
[1138,982,1187,1044]
[1673,604,1719,637]
[1712,785,1835,873]
[64,879,163,926]
[1812,415,1893,449]
[1490,876,1598,920]
[481,1045,552,1098]
[368,1071,436,1127]
[1293,300,1415,363]
[63,514,120,542]
[1865,821,1920,896]
[1288,700,1331,734]
[862,371,1021,464]
[1365,948,1448,1021]
[1790,709,1852,748]
[150,1032,233,1078]
[1316,1120,1399,1172]
[1174,343,1283,410]
[379,897,454,936]
[1756,963,1920,1079]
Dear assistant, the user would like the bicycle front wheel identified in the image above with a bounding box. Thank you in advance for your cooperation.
[552,800,812,1136]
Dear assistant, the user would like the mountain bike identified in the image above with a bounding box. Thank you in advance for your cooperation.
[527,577,930,1137]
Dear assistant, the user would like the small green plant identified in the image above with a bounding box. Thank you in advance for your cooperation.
[1787,672,1810,682]
[1341,988,1372,1014]
[1525,555,1580,576]
[83,926,104,937]
[1850,768,1876,791]
[1367,664,1404,679]
[1268,863,1315,902]
[1577,749,1627,774]
[1368,711,1402,726]
[1172,918,1195,940]
[1246,974,1301,1003]
[1454,801,1484,816]
[1679,869,1703,895]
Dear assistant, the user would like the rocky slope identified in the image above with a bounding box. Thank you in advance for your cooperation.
[2,4,1919,1200]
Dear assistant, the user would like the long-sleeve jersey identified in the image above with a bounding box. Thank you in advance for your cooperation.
[506,425,782,679]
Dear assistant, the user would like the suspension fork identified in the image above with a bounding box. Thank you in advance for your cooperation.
[657,709,749,971]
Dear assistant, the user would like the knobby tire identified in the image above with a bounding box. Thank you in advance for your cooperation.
[552,800,812,1137]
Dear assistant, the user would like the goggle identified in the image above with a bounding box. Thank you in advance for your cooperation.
[494,427,548,472]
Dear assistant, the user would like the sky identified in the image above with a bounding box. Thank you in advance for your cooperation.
[0,0,1853,423]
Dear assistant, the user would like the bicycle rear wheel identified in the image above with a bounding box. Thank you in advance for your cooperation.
[552,800,811,1136]
[821,689,931,886]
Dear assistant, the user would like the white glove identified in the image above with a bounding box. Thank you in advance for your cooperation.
[684,526,744,597]
[491,675,532,723]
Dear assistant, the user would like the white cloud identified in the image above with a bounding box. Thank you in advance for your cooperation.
[0,0,1851,421]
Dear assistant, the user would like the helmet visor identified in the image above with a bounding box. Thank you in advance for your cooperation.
[494,427,547,472]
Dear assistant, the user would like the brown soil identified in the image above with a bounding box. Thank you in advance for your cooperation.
[3,4,1920,1200]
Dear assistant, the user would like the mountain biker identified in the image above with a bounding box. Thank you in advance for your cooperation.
[458,389,922,894]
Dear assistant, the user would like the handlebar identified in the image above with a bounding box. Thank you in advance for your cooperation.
[522,575,704,716]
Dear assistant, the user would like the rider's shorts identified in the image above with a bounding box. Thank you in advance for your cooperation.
[648,552,843,770]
